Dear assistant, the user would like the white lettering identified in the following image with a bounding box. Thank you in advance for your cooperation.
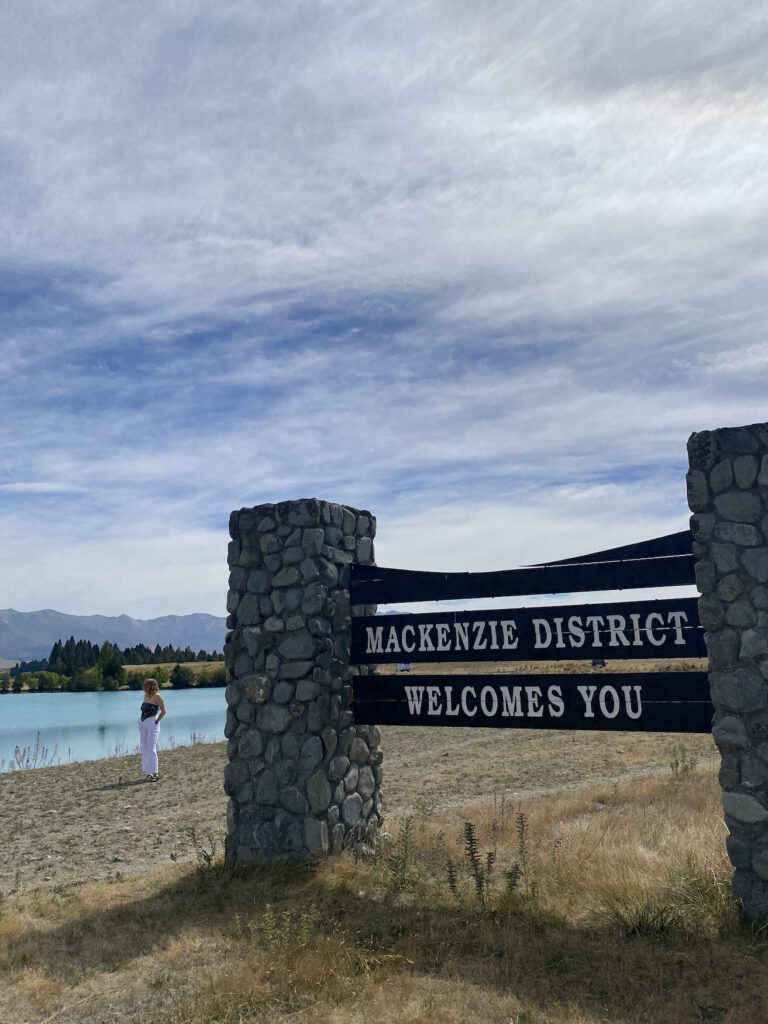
[401,624,416,653]
[365,626,383,654]
[547,685,565,717]
[629,613,644,646]
[445,687,461,716]
[567,616,585,647]
[472,621,487,650]
[526,686,544,717]
[622,685,642,719]
[645,612,665,647]
[500,686,524,717]
[667,611,688,645]
[606,614,630,647]
[599,685,620,718]
[418,623,435,651]
[435,623,450,651]
[427,686,442,715]
[500,620,519,649]
[480,686,498,716]
[577,684,598,717]
[454,622,470,651]
[533,618,552,649]
[461,686,477,716]
[385,626,401,654]
[488,620,500,650]
[585,616,604,646]
[404,686,425,714]
[552,618,566,649]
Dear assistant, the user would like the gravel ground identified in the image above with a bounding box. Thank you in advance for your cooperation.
[0,721,718,896]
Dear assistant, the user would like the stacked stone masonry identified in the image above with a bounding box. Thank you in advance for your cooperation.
[223,499,381,864]
[687,421,768,919]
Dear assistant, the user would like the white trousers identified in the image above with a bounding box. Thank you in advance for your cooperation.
[138,717,160,774]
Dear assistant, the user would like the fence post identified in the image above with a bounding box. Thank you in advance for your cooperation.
[687,421,768,918]
[223,499,381,864]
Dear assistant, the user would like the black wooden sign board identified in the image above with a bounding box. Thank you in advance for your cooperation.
[351,597,705,665]
[352,672,713,733]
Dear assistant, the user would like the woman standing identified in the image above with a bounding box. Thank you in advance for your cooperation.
[138,678,166,782]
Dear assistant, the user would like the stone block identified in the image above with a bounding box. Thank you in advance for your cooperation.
[349,737,370,763]
[279,632,315,660]
[296,679,320,702]
[758,455,768,487]
[273,681,295,705]
[718,427,759,454]
[735,455,759,489]
[712,715,749,750]
[282,545,304,565]
[328,755,350,782]
[715,522,762,546]
[717,575,743,602]
[264,553,282,572]
[307,771,332,814]
[273,566,301,587]
[302,527,325,555]
[741,628,768,661]
[743,548,768,584]
[304,818,329,855]
[242,626,264,657]
[714,491,763,524]
[256,704,292,734]
[706,629,739,669]
[343,764,359,792]
[723,792,768,824]
[688,430,717,470]
[356,537,373,562]
[242,674,272,705]
[301,735,324,773]
[725,600,758,628]
[358,766,375,799]
[726,834,753,870]
[280,786,309,815]
[694,560,715,594]
[234,652,253,676]
[238,729,265,759]
[709,460,733,494]
[342,792,363,826]
[237,594,263,626]
[710,667,766,712]
[697,594,725,632]
[226,589,241,613]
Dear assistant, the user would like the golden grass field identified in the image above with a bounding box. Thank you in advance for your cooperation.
[2,658,767,1024]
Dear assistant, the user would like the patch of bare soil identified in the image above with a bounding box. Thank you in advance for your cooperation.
[1,719,717,896]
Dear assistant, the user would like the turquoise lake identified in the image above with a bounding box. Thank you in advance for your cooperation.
[0,688,226,771]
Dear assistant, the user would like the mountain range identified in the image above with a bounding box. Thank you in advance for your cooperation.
[0,608,227,662]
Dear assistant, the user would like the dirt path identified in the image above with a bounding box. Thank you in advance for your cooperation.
[0,724,718,896]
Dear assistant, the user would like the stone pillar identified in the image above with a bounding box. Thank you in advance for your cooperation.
[687,421,768,919]
[223,499,382,864]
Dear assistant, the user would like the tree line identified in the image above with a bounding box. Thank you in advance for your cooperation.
[0,636,226,694]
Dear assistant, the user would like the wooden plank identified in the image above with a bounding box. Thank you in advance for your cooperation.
[527,530,692,567]
[349,553,695,605]
[351,597,705,664]
[352,672,711,703]
[351,675,713,733]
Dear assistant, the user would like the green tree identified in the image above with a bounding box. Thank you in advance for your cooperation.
[170,663,195,689]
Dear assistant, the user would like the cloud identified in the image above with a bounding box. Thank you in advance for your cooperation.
[0,1,766,616]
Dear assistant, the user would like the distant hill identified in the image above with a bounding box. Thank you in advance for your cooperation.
[0,609,227,662]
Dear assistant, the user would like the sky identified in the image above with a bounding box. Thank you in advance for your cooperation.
[1,0,767,619]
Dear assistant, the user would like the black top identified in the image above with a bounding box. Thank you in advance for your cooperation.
[140,701,159,721]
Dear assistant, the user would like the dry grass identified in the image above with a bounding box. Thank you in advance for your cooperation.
[2,763,767,1024]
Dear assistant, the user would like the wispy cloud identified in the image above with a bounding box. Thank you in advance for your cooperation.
[0,1,766,617]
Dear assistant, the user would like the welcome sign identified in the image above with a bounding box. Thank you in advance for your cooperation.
[351,671,713,732]
[351,598,705,664]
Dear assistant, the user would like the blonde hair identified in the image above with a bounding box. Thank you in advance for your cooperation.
[143,678,159,697]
